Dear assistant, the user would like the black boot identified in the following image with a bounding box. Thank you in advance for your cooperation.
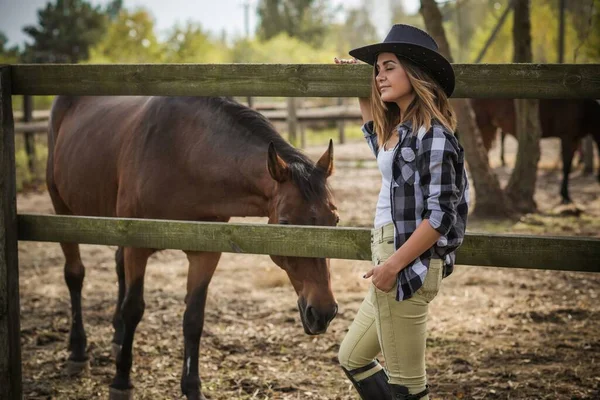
[342,360,392,400]
[389,384,429,400]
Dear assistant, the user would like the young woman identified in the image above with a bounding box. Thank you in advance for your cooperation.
[334,24,470,400]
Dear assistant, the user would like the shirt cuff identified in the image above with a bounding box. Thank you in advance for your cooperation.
[362,121,374,138]
[424,210,455,236]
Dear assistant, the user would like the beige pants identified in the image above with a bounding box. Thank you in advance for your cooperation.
[338,223,442,398]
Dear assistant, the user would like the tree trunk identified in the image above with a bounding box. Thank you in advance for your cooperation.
[582,135,594,175]
[504,0,541,212]
[420,0,513,217]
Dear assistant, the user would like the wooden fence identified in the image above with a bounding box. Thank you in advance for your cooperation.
[2,63,600,399]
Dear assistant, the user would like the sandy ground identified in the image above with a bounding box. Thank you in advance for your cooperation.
[16,135,600,399]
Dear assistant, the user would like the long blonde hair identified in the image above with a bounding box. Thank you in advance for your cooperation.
[371,56,456,148]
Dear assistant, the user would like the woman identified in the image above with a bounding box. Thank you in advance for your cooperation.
[335,24,469,400]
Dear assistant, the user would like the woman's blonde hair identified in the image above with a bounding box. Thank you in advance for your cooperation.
[371,56,457,148]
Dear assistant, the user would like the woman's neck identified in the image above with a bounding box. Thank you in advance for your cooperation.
[396,93,415,115]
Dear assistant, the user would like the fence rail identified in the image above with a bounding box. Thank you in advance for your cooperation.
[10,63,600,98]
[17,214,600,273]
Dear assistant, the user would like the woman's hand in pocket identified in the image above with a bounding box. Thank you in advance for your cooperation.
[364,262,398,292]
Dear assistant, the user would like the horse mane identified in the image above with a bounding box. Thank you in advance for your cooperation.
[192,97,330,203]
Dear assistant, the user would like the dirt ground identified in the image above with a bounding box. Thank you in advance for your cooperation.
[17,135,600,399]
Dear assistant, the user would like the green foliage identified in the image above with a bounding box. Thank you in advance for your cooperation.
[256,0,334,47]
[88,8,163,63]
[325,6,379,54]
[468,0,600,63]
[164,22,231,63]
[0,31,21,63]
[231,32,336,63]
[577,0,600,61]
[22,0,107,63]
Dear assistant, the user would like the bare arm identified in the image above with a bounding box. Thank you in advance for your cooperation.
[358,96,373,124]
[334,57,373,123]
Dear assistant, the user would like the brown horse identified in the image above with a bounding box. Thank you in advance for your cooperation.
[47,96,339,400]
[472,98,600,203]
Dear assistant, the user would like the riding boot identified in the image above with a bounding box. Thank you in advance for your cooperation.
[341,361,391,400]
[389,384,429,400]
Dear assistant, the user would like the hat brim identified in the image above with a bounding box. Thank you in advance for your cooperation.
[349,42,455,97]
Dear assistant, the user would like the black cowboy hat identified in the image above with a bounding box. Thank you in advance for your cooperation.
[349,24,455,97]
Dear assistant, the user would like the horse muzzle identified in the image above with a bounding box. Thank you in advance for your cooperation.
[298,297,338,335]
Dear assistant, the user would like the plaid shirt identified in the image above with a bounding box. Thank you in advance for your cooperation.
[363,120,470,301]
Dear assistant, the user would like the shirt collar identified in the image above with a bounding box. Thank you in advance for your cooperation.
[397,120,413,143]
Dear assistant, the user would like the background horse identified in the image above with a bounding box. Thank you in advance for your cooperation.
[472,98,600,203]
[47,95,339,400]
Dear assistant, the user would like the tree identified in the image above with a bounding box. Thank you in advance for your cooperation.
[105,0,123,21]
[468,0,599,63]
[256,0,333,47]
[0,32,20,64]
[164,22,231,63]
[22,0,106,63]
[391,0,425,29]
[324,4,379,55]
[504,0,541,212]
[88,8,163,63]
[420,0,514,218]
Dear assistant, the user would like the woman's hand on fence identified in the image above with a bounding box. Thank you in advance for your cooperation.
[334,57,358,64]
[364,262,397,293]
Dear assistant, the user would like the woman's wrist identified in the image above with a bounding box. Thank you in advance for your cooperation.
[386,251,408,273]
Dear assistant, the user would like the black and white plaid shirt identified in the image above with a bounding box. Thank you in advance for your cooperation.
[363,120,470,301]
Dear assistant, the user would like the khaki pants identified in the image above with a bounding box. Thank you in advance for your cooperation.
[338,223,442,398]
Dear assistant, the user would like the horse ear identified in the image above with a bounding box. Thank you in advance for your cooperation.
[316,139,334,177]
[267,142,289,183]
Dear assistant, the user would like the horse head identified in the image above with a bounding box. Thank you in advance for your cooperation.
[266,140,339,335]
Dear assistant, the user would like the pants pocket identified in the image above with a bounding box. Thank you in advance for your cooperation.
[371,238,395,266]
[415,260,443,303]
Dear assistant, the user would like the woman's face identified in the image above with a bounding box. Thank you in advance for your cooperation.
[375,52,413,104]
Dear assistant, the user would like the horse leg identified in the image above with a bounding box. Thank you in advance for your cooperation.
[560,138,576,204]
[111,247,125,358]
[109,247,153,400]
[61,242,89,374]
[180,251,222,400]
[595,136,600,184]
[46,177,89,373]
[500,129,506,167]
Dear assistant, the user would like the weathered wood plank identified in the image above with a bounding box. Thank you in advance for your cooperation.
[10,63,600,98]
[0,66,22,400]
[17,214,600,273]
[13,105,363,134]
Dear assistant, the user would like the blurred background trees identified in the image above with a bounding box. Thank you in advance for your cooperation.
[2,0,597,65]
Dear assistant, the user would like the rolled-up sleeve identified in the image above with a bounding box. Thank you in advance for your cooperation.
[362,121,379,157]
[417,127,461,236]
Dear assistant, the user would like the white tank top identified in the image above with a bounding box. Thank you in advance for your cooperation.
[374,146,396,228]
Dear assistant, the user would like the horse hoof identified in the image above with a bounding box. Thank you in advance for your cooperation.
[109,387,134,400]
[111,343,122,359]
[185,394,207,400]
[66,359,90,376]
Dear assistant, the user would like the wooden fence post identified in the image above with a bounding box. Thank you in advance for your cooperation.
[287,97,297,147]
[0,66,22,400]
[337,98,346,144]
[22,95,36,176]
